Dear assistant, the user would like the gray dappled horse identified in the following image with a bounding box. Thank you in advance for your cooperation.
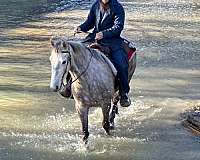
[49,37,136,142]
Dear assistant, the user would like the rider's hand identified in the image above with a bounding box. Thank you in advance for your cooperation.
[74,26,81,35]
[95,32,103,40]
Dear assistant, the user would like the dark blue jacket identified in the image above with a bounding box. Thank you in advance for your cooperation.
[79,0,125,51]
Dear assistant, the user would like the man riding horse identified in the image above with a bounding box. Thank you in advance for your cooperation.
[74,0,131,107]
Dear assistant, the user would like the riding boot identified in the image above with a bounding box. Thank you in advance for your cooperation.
[111,48,131,107]
[120,93,131,107]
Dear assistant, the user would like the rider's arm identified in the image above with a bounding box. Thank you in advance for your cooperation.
[102,4,125,38]
[79,5,96,32]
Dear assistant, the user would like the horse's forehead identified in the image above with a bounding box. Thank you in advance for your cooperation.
[51,48,58,57]
[50,48,59,63]
[50,47,69,61]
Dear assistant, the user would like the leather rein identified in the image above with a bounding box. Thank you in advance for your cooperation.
[60,47,94,89]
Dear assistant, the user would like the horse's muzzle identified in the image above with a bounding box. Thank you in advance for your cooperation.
[50,85,59,92]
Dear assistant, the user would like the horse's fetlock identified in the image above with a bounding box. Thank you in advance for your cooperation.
[83,131,89,141]
[103,121,110,134]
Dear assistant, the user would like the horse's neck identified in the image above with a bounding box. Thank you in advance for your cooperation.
[70,46,91,76]
[69,46,116,88]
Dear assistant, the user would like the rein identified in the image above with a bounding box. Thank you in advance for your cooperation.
[59,51,71,90]
[61,47,94,88]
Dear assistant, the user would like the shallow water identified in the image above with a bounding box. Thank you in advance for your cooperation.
[0,0,200,159]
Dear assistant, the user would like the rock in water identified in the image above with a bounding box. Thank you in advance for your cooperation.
[186,107,200,132]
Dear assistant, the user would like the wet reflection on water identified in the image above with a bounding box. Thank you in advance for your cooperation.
[0,0,200,159]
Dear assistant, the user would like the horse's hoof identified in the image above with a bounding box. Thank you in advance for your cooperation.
[103,126,110,135]
[82,132,89,143]
[83,138,88,144]
[110,122,115,130]
[110,126,114,130]
[106,130,110,135]
[82,136,89,144]
[103,123,110,135]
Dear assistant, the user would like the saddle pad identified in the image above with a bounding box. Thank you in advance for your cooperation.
[128,49,136,61]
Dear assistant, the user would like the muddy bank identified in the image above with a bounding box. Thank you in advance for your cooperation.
[183,106,200,133]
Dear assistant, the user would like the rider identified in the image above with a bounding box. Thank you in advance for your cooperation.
[74,0,131,107]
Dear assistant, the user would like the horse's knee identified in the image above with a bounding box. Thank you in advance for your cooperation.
[77,107,89,124]
[77,106,88,116]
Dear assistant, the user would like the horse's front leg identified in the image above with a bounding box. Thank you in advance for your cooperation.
[76,104,89,142]
[102,103,111,135]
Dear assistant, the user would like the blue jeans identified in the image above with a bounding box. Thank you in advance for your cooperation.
[111,48,130,96]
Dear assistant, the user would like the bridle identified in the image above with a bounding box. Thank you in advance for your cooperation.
[59,50,71,90]
[59,47,94,90]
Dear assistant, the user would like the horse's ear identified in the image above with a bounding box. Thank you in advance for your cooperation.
[68,42,76,53]
[51,37,63,49]
[61,41,73,52]
[62,41,67,48]
[50,37,56,47]
[50,38,54,47]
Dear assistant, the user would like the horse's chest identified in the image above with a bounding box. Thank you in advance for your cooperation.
[71,60,114,105]
[72,79,113,105]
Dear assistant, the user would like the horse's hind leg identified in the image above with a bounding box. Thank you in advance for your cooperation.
[109,94,119,129]
[109,104,118,130]
[76,106,89,142]
[102,103,111,135]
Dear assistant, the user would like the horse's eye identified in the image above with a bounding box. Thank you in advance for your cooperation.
[62,61,66,64]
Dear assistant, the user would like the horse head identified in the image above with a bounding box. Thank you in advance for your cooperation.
[49,37,73,92]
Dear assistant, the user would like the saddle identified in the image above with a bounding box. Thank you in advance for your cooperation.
[88,39,136,61]
[59,39,136,98]
[89,43,111,58]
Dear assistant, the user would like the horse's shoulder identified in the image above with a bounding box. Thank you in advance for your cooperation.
[87,48,117,76]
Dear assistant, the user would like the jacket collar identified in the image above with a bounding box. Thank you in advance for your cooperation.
[96,2,111,30]
[100,5,111,24]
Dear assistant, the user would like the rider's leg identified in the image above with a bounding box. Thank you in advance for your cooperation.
[111,48,131,107]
